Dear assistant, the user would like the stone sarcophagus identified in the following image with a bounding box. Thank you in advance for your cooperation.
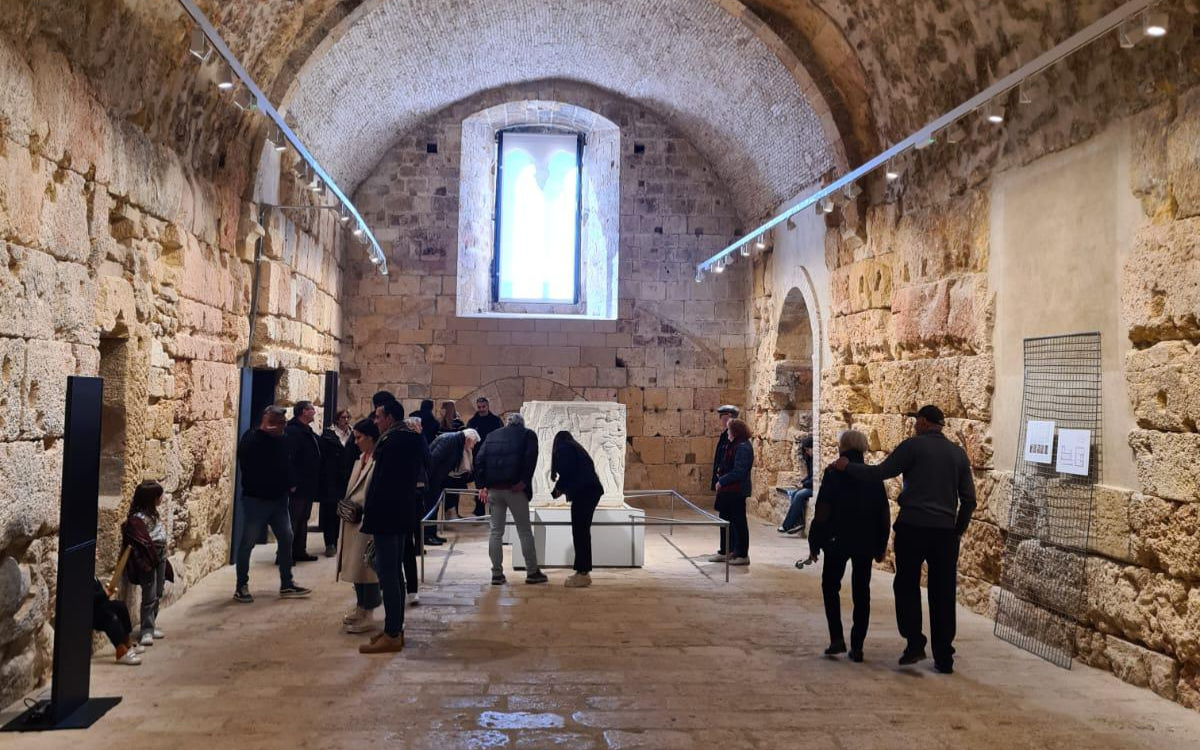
[522,400,627,507]
[510,401,643,567]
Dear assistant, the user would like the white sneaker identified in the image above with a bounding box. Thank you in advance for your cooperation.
[117,650,142,666]
[153,629,165,639]
[406,593,420,606]
[344,611,375,634]
[728,556,750,566]
[707,553,727,563]
[134,643,146,654]
[139,632,155,647]
[343,606,366,624]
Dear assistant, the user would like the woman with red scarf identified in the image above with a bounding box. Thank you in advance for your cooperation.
[714,418,755,566]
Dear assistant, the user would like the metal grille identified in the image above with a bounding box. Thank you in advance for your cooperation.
[994,333,1102,668]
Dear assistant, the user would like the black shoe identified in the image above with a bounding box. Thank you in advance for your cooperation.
[424,537,444,547]
[233,586,253,604]
[824,641,847,656]
[849,649,864,662]
[525,572,549,585]
[898,648,927,666]
[324,545,337,558]
[491,573,506,585]
[293,553,318,562]
[435,535,448,543]
[279,585,312,599]
[934,661,954,674]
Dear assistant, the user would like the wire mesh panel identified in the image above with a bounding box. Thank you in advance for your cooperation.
[994,333,1102,668]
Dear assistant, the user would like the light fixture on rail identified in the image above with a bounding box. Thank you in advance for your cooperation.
[843,182,863,201]
[369,250,382,264]
[739,242,751,258]
[984,101,1005,124]
[695,267,705,282]
[352,223,366,239]
[755,234,767,250]
[713,256,725,273]
[215,63,235,91]
[1143,8,1169,37]
[1019,80,1033,105]
[188,28,211,61]
[1118,19,1140,48]
[269,126,287,153]
[915,130,936,150]
[307,171,322,193]
[233,86,256,112]
[338,205,351,226]
[819,196,835,214]
[885,159,901,181]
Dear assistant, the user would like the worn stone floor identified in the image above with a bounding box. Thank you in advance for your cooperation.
[3,513,1199,749]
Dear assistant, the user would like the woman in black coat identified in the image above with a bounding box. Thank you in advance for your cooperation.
[550,431,605,588]
[805,429,891,662]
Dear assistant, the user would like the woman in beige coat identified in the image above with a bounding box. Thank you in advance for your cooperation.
[337,418,380,634]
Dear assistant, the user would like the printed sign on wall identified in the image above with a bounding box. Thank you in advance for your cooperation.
[1024,420,1055,464]
[1055,428,1091,477]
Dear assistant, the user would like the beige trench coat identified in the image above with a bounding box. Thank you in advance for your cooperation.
[336,455,378,584]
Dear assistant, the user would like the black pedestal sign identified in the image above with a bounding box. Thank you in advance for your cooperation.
[3,376,120,731]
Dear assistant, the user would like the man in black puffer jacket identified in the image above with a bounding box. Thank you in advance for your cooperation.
[285,401,322,562]
[474,413,546,585]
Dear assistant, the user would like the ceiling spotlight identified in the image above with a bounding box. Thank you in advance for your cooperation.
[356,230,370,246]
[843,182,863,201]
[233,86,256,112]
[820,196,835,214]
[984,102,1005,124]
[380,266,389,276]
[1144,9,1168,38]
[1118,19,1141,48]
[352,223,365,238]
[885,160,901,181]
[739,243,751,257]
[945,124,965,144]
[308,172,322,192]
[271,126,287,153]
[713,257,725,273]
[369,251,382,264]
[1019,80,1033,105]
[216,63,235,91]
[338,205,351,226]
[695,267,705,283]
[755,234,767,250]
[188,28,212,62]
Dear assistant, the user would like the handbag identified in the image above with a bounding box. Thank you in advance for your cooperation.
[337,497,363,523]
[363,537,377,571]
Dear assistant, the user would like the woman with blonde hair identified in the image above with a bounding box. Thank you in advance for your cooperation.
[805,429,891,662]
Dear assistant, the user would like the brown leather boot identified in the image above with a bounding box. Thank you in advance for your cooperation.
[359,632,404,654]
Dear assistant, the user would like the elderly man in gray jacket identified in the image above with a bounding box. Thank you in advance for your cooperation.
[831,405,976,674]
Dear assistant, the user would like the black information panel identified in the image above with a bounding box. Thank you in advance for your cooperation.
[3,376,120,731]
[994,333,1103,669]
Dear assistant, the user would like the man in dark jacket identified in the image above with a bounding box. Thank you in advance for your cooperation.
[466,397,503,516]
[832,404,976,673]
[709,405,738,558]
[807,429,890,661]
[475,413,547,585]
[425,429,480,531]
[360,398,428,653]
[317,421,349,557]
[285,401,322,562]
[409,399,440,445]
[234,405,311,603]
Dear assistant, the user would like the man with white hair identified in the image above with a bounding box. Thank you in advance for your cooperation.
[474,413,547,585]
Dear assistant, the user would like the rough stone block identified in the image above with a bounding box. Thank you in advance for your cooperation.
[1125,341,1200,433]
[866,358,962,417]
[0,440,62,554]
[828,309,893,364]
[1168,87,1200,220]
[22,339,92,438]
[1105,635,1180,701]
[830,255,894,315]
[1089,485,1135,564]
[37,167,91,264]
[1129,430,1200,503]
[956,354,994,422]
[1124,218,1200,345]
[1084,557,1193,663]
[1129,493,1200,581]
[1130,101,1172,217]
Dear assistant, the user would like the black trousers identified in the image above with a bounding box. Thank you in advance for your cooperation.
[94,599,133,649]
[443,476,469,513]
[405,530,419,594]
[289,494,314,557]
[569,494,601,573]
[822,548,874,649]
[318,498,339,547]
[715,492,749,557]
[893,522,960,664]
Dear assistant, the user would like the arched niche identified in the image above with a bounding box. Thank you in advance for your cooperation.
[769,287,815,413]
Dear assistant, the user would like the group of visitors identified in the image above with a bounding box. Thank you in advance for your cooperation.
[97,389,974,672]
[229,391,607,655]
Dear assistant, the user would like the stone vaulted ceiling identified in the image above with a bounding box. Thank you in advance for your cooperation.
[280,0,843,222]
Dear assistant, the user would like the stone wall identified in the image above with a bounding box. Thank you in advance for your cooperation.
[0,31,343,705]
[344,81,750,497]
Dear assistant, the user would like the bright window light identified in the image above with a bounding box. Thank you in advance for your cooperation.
[495,131,581,304]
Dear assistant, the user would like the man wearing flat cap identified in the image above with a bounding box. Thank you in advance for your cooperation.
[707,405,739,562]
[831,404,976,674]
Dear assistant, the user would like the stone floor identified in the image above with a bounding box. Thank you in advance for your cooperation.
[3,513,1199,749]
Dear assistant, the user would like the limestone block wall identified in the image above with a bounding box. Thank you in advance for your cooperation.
[0,32,344,706]
[345,81,750,497]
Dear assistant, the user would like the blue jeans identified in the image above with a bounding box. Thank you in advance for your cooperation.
[236,495,294,589]
[372,533,406,637]
[355,582,381,610]
[781,488,812,532]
